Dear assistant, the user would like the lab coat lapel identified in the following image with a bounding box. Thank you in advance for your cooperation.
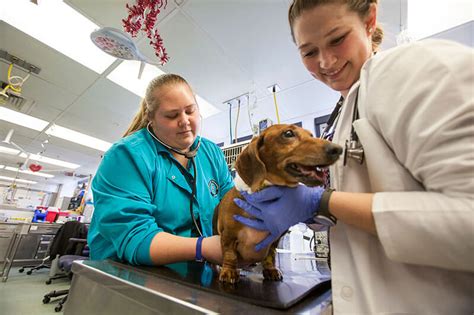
[354,79,424,192]
[353,118,424,192]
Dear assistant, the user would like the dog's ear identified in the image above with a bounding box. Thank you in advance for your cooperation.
[235,135,266,191]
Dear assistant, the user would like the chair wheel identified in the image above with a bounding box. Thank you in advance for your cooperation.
[18,268,24,273]
[26,270,32,275]
[46,279,52,285]
[55,304,63,312]
[43,296,51,304]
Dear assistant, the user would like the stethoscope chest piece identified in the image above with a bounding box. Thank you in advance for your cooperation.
[342,92,365,166]
[344,139,365,165]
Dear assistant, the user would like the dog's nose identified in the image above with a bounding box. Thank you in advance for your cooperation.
[325,143,343,158]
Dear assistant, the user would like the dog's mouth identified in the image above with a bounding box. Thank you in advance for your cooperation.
[285,163,330,186]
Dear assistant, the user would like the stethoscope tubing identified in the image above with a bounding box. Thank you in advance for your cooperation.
[322,94,364,166]
[146,122,204,236]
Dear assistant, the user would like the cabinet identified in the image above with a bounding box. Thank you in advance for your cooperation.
[0,224,18,263]
[0,223,61,282]
[0,223,58,263]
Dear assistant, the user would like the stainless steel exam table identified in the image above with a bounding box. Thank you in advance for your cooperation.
[65,252,332,314]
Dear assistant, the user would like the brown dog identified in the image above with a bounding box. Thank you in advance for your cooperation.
[213,124,342,284]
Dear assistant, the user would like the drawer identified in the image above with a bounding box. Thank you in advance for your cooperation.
[29,225,60,235]
[0,224,18,233]
[40,235,54,242]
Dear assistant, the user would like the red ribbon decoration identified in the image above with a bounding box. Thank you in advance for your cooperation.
[122,0,170,65]
[29,164,42,172]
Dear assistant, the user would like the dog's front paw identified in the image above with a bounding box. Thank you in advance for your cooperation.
[219,267,240,284]
[263,268,283,281]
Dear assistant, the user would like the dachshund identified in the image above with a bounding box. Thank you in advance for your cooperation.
[213,124,343,284]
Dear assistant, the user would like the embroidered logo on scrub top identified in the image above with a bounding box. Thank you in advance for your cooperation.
[208,179,219,197]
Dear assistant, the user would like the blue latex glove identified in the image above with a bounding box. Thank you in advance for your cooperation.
[233,185,325,251]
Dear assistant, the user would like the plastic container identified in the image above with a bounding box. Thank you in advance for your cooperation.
[45,207,60,223]
[32,209,47,223]
[289,223,305,253]
[56,211,70,223]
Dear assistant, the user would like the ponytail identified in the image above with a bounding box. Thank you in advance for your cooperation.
[371,25,383,52]
[123,99,150,137]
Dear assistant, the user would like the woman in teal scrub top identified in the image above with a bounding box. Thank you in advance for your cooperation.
[88,73,234,266]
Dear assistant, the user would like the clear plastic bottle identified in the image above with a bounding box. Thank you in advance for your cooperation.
[289,224,304,253]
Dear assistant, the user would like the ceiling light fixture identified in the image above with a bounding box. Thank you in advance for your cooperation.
[0,146,20,156]
[1,166,54,178]
[0,0,116,74]
[45,124,112,152]
[0,107,49,131]
[0,175,37,185]
[107,60,166,98]
[107,60,220,118]
[19,152,80,169]
[0,107,112,153]
[0,145,79,169]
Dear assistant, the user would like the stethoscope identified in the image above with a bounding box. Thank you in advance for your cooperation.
[321,93,365,166]
[146,121,203,237]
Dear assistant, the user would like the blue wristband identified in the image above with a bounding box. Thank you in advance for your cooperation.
[195,236,205,262]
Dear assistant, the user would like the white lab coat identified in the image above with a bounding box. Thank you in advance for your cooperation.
[329,39,474,314]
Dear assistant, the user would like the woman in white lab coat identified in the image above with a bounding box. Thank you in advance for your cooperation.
[234,0,474,313]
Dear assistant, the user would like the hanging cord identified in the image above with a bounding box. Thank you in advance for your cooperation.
[272,85,281,124]
[246,93,254,134]
[228,102,233,144]
[234,98,241,143]
[8,63,30,93]
[1,64,31,99]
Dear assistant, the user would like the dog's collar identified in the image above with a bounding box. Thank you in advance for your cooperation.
[234,172,253,194]
[234,173,275,194]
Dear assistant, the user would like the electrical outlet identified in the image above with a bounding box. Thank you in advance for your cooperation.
[267,84,281,93]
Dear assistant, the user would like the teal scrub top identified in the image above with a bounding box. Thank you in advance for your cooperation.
[88,128,234,265]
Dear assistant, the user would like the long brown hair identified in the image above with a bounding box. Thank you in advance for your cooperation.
[288,0,384,52]
[123,74,190,137]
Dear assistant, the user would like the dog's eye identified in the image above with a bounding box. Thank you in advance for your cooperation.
[283,130,295,138]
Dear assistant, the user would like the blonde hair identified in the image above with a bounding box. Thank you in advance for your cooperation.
[123,73,190,137]
[288,0,384,52]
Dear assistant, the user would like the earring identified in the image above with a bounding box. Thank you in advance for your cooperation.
[368,27,373,33]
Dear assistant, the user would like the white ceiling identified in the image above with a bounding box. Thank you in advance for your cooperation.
[0,0,407,188]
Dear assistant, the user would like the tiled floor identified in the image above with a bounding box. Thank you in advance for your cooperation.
[0,267,70,314]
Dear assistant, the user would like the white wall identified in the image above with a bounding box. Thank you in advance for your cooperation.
[58,178,80,198]
[202,80,340,146]
[0,181,57,208]
[203,21,473,146]
[428,21,473,47]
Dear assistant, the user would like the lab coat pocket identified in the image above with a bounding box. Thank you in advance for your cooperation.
[353,118,423,192]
